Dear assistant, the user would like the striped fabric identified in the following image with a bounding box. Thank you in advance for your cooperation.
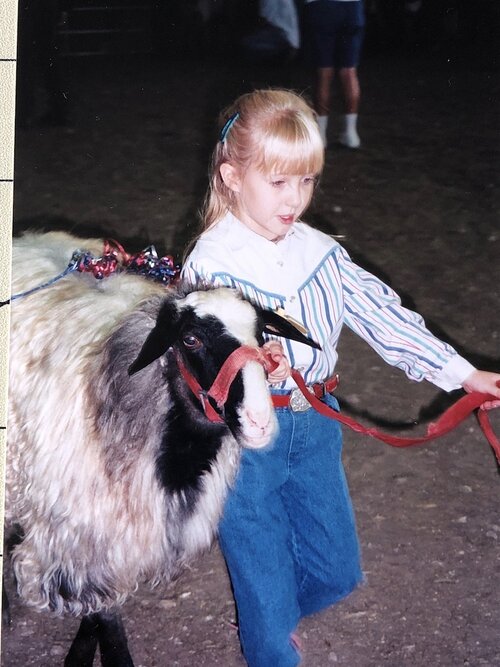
[182,212,473,392]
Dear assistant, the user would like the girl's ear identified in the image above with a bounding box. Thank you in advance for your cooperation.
[220,162,241,193]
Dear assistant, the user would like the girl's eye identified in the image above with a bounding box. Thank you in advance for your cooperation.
[303,176,317,186]
[182,335,202,350]
[271,180,285,187]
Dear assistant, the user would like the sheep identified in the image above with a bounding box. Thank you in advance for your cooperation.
[4,231,319,666]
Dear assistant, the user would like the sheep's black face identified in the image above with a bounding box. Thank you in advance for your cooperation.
[153,294,277,498]
[131,286,321,455]
[128,294,254,434]
[176,311,246,427]
[171,292,278,451]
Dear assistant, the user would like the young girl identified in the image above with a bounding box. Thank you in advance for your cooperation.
[181,89,500,667]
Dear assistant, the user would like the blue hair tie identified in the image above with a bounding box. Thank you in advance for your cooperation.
[220,112,239,143]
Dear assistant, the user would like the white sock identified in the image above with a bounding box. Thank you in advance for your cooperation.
[339,113,360,148]
[317,115,328,147]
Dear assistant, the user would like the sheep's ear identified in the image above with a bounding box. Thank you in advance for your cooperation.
[128,302,179,375]
[257,307,322,350]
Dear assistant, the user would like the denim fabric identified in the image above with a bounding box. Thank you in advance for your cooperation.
[305,0,366,69]
[219,394,363,667]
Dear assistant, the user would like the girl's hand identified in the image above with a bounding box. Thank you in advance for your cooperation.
[462,370,500,410]
[262,341,291,384]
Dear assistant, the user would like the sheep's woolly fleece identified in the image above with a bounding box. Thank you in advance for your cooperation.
[5,231,273,616]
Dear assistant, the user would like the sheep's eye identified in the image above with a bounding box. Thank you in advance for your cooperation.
[182,335,202,350]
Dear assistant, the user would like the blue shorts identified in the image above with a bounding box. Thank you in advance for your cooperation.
[218,393,362,666]
[305,0,365,69]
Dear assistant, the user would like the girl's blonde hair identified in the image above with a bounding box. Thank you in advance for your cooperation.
[201,88,325,232]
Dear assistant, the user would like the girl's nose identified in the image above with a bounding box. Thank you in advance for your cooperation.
[285,184,301,208]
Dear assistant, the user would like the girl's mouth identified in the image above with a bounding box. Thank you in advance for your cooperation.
[278,215,294,224]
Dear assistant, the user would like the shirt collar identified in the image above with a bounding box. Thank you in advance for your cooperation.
[216,211,296,251]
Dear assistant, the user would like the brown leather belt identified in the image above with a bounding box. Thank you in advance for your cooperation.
[272,374,339,412]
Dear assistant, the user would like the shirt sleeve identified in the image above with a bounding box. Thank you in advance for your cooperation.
[336,244,475,391]
[181,249,233,289]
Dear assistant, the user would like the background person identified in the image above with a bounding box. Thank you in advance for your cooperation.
[303,0,365,148]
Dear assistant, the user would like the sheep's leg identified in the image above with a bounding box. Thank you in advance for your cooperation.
[95,611,134,667]
[2,581,11,626]
[64,611,134,667]
[3,525,24,626]
[64,614,100,667]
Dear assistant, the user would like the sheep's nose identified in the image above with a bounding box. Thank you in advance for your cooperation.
[244,405,273,433]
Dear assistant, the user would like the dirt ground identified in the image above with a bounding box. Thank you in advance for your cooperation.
[2,42,500,666]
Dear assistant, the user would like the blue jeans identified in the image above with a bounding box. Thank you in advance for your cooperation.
[219,394,362,667]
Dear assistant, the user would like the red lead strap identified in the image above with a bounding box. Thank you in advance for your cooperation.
[174,344,500,463]
[290,369,500,463]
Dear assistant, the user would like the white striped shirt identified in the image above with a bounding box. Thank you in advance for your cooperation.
[182,212,475,392]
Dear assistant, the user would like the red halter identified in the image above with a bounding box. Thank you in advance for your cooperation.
[174,346,277,423]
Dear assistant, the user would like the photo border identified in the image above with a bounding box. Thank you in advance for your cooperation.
[0,0,18,649]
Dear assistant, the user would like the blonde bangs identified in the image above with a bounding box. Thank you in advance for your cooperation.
[252,115,324,176]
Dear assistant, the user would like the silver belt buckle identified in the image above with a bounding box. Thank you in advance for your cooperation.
[289,387,313,412]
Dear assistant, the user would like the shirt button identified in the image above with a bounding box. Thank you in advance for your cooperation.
[277,261,284,267]
[289,296,296,302]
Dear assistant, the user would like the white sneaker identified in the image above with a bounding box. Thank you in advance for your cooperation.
[338,131,361,149]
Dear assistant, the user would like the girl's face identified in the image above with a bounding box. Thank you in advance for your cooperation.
[220,162,317,241]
